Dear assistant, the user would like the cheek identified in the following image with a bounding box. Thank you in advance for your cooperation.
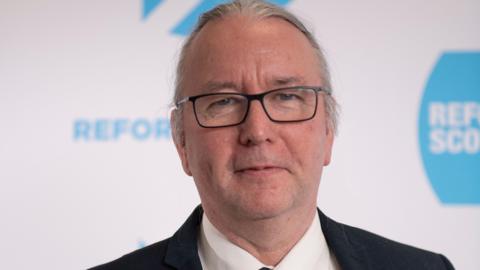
[186,129,236,180]
[288,122,328,172]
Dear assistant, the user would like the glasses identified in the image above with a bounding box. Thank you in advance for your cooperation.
[175,86,330,128]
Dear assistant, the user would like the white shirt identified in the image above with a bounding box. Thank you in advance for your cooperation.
[198,212,339,270]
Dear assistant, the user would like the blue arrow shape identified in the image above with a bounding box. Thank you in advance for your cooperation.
[171,0,292,36]
[143,0,165,20]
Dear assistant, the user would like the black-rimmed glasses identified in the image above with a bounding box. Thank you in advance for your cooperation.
[175,86,330,128]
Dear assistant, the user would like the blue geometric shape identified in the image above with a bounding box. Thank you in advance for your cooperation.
[143,0,165,20]
[171,0,292,36]
[418,51,480,204]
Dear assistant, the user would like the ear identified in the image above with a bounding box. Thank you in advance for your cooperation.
[323,124,334,166]
[171,110,192,176]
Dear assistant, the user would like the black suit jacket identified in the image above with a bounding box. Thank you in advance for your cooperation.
[90,206,454,270]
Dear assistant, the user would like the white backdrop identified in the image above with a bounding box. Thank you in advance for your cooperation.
[1,0,479,269]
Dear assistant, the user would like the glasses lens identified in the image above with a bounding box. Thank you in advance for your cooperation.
[194,94,248,127]
[264,88,317,121]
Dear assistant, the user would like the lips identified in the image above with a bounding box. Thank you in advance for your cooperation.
[234,164,287,176]
[233,153,290,176]
[237,165,278,172]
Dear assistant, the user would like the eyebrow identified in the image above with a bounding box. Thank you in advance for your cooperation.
[199,76,307,93]
[201,81,239,93]
[270,76,306,87]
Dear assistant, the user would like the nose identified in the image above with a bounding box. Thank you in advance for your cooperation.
[238,99,273,146]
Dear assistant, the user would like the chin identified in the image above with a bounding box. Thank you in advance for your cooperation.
[233,195,294,220]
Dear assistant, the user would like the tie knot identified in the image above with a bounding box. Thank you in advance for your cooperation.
[259,268,272,270]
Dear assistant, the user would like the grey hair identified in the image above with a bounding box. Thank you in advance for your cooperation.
[172,0,338,145]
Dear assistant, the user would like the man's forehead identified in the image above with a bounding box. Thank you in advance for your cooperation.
[191,14,306,50]
[187,16,318,65]
[180,14,323,94]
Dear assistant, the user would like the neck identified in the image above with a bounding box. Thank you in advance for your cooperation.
[204,204,317,266]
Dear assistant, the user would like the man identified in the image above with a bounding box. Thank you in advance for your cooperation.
[91,0,454,269]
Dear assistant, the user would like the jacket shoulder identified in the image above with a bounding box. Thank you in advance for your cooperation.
[88,238,173,270]
[341,223,454,269]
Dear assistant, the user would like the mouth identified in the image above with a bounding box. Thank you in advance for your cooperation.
[235,165,285,176]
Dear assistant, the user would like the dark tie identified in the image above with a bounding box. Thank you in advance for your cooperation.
[259,268,272,270]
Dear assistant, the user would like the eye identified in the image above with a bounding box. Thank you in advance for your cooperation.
[273,92,303,102]
[210,97,236,107]
[203,95,244,113]
[278,93,299,100]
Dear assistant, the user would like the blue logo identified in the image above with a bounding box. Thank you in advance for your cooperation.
[73,118,171,142]
[419,51,480,204]
[142,0,292,35]
[142,0,165,20]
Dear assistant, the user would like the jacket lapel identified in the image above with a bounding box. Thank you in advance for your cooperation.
[164,206,204,270]
[319,209,369,270]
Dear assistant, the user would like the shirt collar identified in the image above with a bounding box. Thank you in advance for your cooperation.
[198,211,337,270]
[198,213,270,270]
